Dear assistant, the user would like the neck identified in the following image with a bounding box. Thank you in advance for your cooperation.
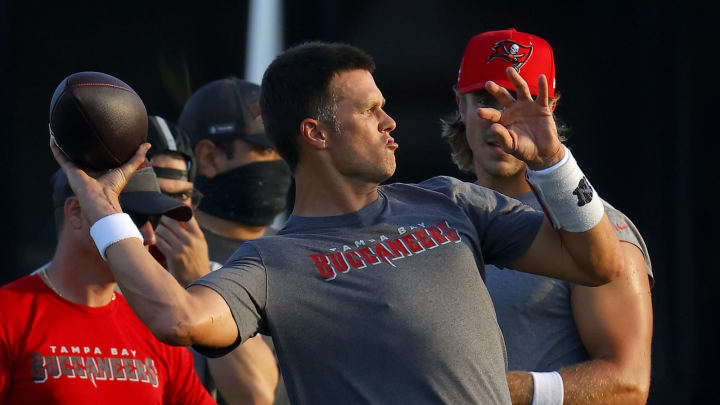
[46,238,117,307]
[292,164,380,217]
[195,210,268,240]
[474,169,532,199]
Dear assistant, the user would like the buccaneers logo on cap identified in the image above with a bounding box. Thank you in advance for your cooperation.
[488,40,533,72]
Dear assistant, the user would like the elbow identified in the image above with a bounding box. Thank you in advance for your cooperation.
[578,265,616,287]
[585,248,624,286]
[604,247,625,283]
[158,325,193,347]
[603,357,651,405]
[618,379,650,405]
[593,261,622,286]
[625,368,651,405]
[148,315,196,346]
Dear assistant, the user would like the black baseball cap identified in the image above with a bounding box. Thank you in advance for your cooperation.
[178,77,274,149]
[52,161,193,226]
[147,115,197,183]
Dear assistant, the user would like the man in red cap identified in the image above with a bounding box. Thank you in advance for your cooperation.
[442,28,653,404]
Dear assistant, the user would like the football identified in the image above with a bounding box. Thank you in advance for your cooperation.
[49,71,148,170]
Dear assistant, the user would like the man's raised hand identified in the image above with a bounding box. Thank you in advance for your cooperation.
[477,67,564,170]
[50,137,151,223]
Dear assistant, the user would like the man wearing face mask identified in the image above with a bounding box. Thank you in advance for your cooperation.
[178,77,292,405]
[178,77,292,269]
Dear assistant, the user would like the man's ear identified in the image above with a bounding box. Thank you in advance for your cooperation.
[456,93,465,121]
[299,118,328,150]
[64,197,85,230]
[194,139,220,178]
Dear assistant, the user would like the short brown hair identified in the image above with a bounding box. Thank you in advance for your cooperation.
[260,42,376,172]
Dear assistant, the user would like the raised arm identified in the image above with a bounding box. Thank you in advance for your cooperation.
[50,140,239,349]
[154,215,279,404]
[506,242,652,404]
[510,216,621,286]
[481,68,623,286]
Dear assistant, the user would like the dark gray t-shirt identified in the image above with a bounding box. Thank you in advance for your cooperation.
[192,176,544,404]
[485,192,653,371]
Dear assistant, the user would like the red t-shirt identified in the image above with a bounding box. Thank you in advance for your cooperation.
[0,275,215,405]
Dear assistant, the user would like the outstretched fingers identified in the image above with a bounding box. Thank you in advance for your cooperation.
[536,74,549,108]
[477,107,502,123]
[49,135,97,194]
[50,136,84,176]
[113,143,152,190]
[506,67,532,100]
[485,80,516,108]
[489,123,516,152]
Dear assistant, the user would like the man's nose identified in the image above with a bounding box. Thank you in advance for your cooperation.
[380,109,396,133]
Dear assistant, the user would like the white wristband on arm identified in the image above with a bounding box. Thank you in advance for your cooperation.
[90,213,144,261]
[526,145,604,232]
[530,371,564,405]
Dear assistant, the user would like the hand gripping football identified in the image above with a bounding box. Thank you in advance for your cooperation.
[49,71,148,170]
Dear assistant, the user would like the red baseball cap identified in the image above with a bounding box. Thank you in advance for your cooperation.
[457,28,556,97]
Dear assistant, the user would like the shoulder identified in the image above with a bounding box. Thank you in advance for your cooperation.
[0,275,46,347]
[409,175,474,194]
[0,274,43,306]
[383,176,498,204]
[228,238,265,261]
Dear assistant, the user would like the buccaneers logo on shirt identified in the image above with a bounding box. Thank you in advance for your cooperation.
[487,40,533,72]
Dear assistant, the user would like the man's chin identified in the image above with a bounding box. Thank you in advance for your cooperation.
[375,164,395,184]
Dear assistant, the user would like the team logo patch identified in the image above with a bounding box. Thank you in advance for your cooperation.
[487,40,533,72]
[573,177,594,206]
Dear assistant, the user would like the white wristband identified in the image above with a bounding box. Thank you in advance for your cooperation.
[530,371,564,405]
[90,213,144,261]
[526,145,604,232]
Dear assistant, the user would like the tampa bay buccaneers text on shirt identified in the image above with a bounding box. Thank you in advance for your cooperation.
[31,344,159,388]
[310,220,462,281]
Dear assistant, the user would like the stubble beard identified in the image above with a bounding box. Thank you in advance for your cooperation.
[329,127,395,185]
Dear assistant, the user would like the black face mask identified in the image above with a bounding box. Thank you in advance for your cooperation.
[194,160,292,226]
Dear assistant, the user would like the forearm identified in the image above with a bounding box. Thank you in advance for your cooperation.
[557,215,624,286]
[517,145,623,286]
[106,238,198,345]
[513,216,623,287]
[560,359,649,405]
[507,371,533,405]
[208,335,279,405]
[506,359,649,405]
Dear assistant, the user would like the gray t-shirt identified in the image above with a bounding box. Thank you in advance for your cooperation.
[485,191,653,371]
[192,176,544,404]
